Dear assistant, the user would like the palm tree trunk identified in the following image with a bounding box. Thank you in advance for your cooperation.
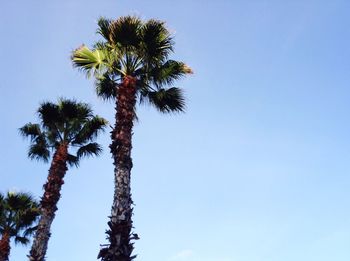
[28,143,68,261]
[0,231,10,261]
[99,76,137,261]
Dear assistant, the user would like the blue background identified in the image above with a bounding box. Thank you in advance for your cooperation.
[1,1,350,260]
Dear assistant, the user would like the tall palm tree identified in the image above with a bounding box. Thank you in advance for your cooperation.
[0,192,39,261]
[72,16,192,260]
[20,99,108,261]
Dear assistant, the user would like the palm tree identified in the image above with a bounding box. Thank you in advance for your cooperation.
[0,192,39,261]
[20,98,108,261]
[72,16,192,260]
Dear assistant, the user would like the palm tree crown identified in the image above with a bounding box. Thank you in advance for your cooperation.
[0,192,39,260]
[72,16,192,112]
[20,98,107,166]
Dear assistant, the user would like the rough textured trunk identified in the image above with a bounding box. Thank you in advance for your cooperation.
[0,231,10,261]
[98,76,138,261]
[28,143,68,261]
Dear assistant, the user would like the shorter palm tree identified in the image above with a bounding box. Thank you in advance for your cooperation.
[0,192,40,261]
[20,98,108,261]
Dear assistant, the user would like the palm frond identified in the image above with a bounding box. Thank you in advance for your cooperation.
[38,102,62,129]
[72,45,106,77]
[109,16,142,48]
[143,87,186,113]
[97,17,112,42]
[22,226,38,238]
[76,142,103,159]
[58,98,92,121]
[95,74,117,100]
[28,140,50,162]
[149,60,193,87]
[72,116,108,145]
[140,19,173,64]
[6,192,38,216]
[14,236,30,245]
[20,121,53,158]
[19,123,41,141]
[93,41,109,50]
[45,129,61,147]
[67,153,79,167]
[16,209,39,228]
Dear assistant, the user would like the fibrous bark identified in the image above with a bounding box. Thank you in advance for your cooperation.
[28,143,68,261]
[0,231,10,261]
[98,76,138,261]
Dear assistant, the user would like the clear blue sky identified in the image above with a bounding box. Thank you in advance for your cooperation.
[1,0,350,260]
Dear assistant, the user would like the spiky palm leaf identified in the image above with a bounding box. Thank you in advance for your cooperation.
[72,116,108,145]
[95,73,117,100]
[97,18,112,42]
[76,143,103,158]
[150,60,193,87]
[72,46,107,77]
[140,19,174,64]
[141,87,186,113]
[109,16,142,48]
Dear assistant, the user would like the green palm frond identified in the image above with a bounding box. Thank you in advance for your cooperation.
[6,192,34,209]
[143,87,186,113]
[16,210,39,228]
[16,201,40,228]
[72,45,106,77]
[95,73,117,100]
[76,142,103,158]
[97,17,112,42]
[14,236,30,245]
[140,19,173,64]
[28,138,50,162]
[72,116,108,145]
[22,225,38,238]
[46,128,61,146]
[38,102,61,129]
[58,98,92,122]
[109,16,142,48]
[58,99,102,142]
[5,192,22,211]
[67,153,79,167]
[93,41,110,51]
[19,123,41,141]
[149,60,193,87]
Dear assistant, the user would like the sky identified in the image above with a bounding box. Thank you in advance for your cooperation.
[1,0,350,260]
